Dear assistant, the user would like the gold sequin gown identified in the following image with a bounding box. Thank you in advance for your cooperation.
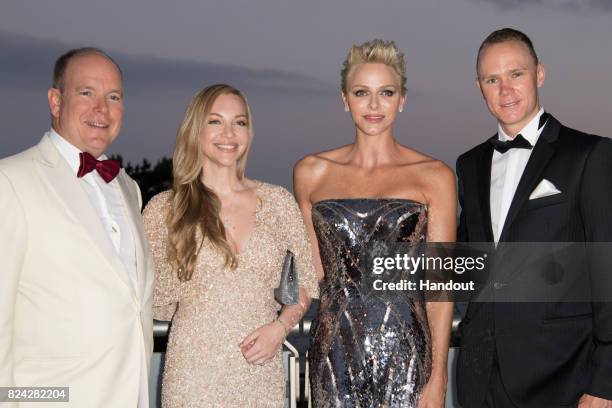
[143,181,319,407]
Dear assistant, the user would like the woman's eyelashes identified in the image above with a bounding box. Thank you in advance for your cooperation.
[352,88,396,97]
[206,118,248,127]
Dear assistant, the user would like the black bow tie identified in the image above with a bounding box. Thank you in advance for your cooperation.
[490,112,549,154]
[490,134,532,154]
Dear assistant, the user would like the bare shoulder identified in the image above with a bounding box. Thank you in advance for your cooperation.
[394,146,456,203]
[396,145,454,180]
[294,154,326,181]
[419,159,455,185]
[420,160,456,198]
[294,146,351,201]
[418,160,456,206]
[294,145,351,178]
[293,155,324,204]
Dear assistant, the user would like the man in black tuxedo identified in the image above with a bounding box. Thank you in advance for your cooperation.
[455,28,612,407]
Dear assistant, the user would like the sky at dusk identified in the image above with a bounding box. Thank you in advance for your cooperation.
[2,0,611,188]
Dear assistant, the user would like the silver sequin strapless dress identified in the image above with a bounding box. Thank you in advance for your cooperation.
[309,199,432,408]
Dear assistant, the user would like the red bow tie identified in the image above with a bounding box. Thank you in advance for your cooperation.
[77,152,121,183]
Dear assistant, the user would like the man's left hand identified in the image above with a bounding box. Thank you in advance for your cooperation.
[578,394,612,408]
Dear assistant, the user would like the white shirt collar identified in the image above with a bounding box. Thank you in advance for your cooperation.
[497,107,545,146]
[49,128,83,175]
[49,128,108,175]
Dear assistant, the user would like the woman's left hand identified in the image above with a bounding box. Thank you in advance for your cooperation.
[240,321,285,365]
[417,375,447,408]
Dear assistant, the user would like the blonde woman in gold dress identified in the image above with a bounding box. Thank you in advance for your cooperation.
[143,84,319,407]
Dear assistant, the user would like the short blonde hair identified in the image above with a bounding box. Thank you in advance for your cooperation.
[341,39,407,95]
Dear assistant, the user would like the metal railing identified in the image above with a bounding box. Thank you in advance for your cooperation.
[153,309,463,353]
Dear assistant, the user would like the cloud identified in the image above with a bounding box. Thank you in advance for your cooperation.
[586,0,612,10]
[474,0,612,11]
[477,0,542,9]
[0,30,334,96]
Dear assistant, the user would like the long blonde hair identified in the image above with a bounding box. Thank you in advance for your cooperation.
[167,84,253,281]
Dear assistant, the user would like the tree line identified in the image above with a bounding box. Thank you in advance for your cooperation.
[111,155,172,207]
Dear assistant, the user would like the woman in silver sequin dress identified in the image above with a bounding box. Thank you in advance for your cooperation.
[143,84,319,407]
[294,40,456,407]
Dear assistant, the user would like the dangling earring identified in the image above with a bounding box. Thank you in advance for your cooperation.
[344,106,349,112]
[399,107,403,113]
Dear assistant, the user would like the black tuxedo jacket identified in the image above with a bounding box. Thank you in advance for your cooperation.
[455,114,612,407]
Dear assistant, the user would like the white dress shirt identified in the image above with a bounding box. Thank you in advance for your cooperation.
[50,129,138,292]
[490,108,546,242]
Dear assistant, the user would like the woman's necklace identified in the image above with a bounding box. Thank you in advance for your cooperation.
[222,216,233,230]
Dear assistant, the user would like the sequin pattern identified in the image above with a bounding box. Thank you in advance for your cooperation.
[143,181,319,407]
[309,199,431,408]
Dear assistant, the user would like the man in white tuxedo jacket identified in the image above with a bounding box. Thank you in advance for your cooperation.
[0,48,154,407]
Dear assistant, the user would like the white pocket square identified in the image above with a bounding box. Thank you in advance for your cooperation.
[529,179,561,200]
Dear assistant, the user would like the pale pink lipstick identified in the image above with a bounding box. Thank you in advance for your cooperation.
[214,143,239,152]
[363,115,384,123]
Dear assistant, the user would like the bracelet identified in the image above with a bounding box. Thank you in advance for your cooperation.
[275,318,290,338]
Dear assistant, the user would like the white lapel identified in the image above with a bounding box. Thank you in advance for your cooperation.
[33,133,138,303]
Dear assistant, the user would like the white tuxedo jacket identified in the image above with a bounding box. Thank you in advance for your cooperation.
[0,134,154,407]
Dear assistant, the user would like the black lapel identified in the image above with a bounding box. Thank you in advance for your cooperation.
[475,141,495,242]
[499,116,561,242]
